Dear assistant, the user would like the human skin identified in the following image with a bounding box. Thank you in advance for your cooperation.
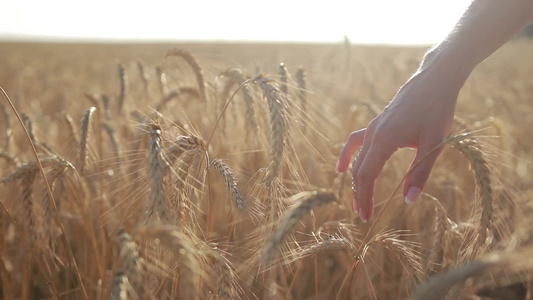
[336,0,533,222]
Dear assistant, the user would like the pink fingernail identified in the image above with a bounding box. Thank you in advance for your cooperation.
[358,209,367,223]
[405,186,422,204]
[335,160,341,173]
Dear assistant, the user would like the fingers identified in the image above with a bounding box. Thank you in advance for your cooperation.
[403,135,444,204]
[339,126,445,221]
[354,139,397,221]
[336,129,366,173]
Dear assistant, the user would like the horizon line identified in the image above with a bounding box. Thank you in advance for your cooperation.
[0,32,437,47]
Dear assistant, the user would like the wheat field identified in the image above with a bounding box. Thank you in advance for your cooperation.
[0,40,532,300]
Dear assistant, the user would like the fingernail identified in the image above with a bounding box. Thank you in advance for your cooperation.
[335,160,341,173]
[358,209,367,223]
[405,186,422,204]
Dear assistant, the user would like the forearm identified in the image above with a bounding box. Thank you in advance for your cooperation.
[421,0,533,83]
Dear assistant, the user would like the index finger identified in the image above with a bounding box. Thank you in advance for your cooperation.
[336,129,366,173]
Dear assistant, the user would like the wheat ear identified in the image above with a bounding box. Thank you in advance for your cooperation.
[116,229,143,288]
[118,63,128,113]
[101,94,111,120]
[287,236,354,265]
[136,60,150,96]
[21,113,52,154]
[367,229,424,282]
[42,158,73,229]
[263,190,336,264]
[62,111,79,146]
[0,150,19,167]
[21,113,37,144]
[210,158,245,210]
[1,104,12,149]
[207,248,242,300]
[110,271,129,300]
[166,48,207,103]
[447,134,492,252]
[145,123,171,222]
[220,68,258,137]
[296,67,308,123]
[156,66,168,96]
[102,123,122,168]
[79,107,96,174]
[165,134,204,167]
[1,156,62,184]
[156,87,200,112]
[21,169,37,243]
[254,75,287,189]
[279,63,288,94]
[430,199,449,275]
[409,255,500,300]
[0,87,88,298]
[135,225,200,300]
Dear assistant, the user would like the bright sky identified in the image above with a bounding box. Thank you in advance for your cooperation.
[1,0,472,45]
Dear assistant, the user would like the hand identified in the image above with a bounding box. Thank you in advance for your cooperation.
[336,59,467,222]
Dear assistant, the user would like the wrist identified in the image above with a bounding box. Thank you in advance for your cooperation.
[419,45,474,88]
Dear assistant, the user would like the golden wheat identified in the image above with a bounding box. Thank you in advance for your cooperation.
[0,41,531,300]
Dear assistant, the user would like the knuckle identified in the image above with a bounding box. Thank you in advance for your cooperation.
[367,119,380,132]
[370,130,387,144]
[410,168,432,181]
[349,131,359,139]
[356,169,376,183]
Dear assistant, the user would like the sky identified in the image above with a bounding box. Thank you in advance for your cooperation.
[0,0,472,45]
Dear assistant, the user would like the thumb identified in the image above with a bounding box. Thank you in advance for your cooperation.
[403,137,444,204]
[336,129,366,173]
